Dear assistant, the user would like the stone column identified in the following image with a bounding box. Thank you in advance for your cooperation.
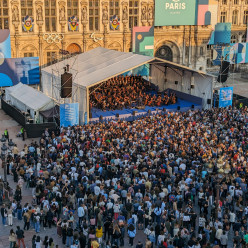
[80,1,88,52]
[121,1,129,52]
[102,2,109,48]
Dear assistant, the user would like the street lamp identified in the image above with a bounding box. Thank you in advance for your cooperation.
[1,143,7,181]
[0,135,6,143]
[0,136,14,182]
[8,139,14,151]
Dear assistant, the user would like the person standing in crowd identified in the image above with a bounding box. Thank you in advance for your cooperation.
[7,206,13,226]
[16,226,25,248]
[128,219,136,247]
[1,204,7,226]
[20,127,25,141]
[9,229,16,248]
[4,128,9,142]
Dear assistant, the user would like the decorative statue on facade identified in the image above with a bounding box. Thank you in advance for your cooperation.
[102,7,108,23]
[59,6,66,21]
[36,6,43,22]
[12,6,19,22]
[81,7,87,23]
[141,7,147,21]
[122,6,128,21]
[148,6,153,20]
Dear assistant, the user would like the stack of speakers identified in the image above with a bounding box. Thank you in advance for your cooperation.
[61,65,72,98]
[217,61,230,83]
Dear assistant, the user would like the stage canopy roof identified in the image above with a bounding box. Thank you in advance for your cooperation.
[41,47,214,89]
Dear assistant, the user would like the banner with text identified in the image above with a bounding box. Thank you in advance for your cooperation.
[155,0,197,26]
[219,87,233,108]
[60,103,79,127]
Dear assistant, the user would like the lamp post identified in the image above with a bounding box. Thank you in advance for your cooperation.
[0,135,14,182]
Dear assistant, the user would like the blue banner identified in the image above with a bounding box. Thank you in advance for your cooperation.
[60,103,79,127]
[84,112,87,125]
[219,87,233,108]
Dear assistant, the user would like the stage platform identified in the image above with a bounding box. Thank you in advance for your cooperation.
[90,98,201,122]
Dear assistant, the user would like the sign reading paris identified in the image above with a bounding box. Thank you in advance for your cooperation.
[155,0,197,26]
[165,0,186,9]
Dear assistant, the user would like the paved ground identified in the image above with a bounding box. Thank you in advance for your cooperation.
[0,109,39,150]
[214,72,248,98]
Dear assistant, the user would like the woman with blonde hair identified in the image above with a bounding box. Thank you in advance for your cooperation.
[112,223,121,246]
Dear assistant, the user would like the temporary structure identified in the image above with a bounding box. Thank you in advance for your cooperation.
[5,83,54,123]
[41,47,214,124]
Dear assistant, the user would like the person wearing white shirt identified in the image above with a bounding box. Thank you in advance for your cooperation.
[179,162,186,171]
[94,184,100,196]
[78,204,85,226]
[106,200,113,210]
[229,211,236,224]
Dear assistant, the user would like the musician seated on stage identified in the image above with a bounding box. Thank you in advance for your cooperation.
[89,75,177,111]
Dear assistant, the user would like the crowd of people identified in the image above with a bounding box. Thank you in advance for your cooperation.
[89,75,177,111]
[1,107,248,248]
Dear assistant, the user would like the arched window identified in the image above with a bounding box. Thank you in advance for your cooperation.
[222,0,227,4]
[204,11,211,25]
[0,0,9,29]
[244,10,248,25]
[233,0,239,4]
[155,45,173,61]
[232,10,238,25]
[89,0,100,31]
[231,34,238,43]
[242,34,247,43]
[129,0,139,29]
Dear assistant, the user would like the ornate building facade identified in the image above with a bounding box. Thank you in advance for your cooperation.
[0,0,247,71]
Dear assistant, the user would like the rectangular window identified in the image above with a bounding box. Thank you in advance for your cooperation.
[129,0,139,29]
[24,52,34,57]
[220,11,226,23]
[67,0,78,17]
[109,0,119,16]
[45,0,56,32]
[232,10,238,25]
[244,10,248,24]
[89,0,100,31]
[47,51,57,64]
[0,0,9,29]
[21,0,33,23]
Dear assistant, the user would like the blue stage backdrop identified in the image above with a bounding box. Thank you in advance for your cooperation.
[60,103,79,127]
[0,57,40,87]
[219,87,233,108]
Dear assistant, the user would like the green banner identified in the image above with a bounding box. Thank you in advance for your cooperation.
[155,0,197,26]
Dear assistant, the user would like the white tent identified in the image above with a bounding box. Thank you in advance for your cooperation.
[5,83,54,123]
[41,47,214,124]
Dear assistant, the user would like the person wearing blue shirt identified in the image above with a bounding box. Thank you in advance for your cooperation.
[128,221,136,247]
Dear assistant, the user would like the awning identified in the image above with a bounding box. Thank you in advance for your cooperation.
[39,105,60,119]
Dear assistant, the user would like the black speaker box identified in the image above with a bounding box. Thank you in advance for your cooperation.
[61,72,72,98]
[217,61,230,83]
